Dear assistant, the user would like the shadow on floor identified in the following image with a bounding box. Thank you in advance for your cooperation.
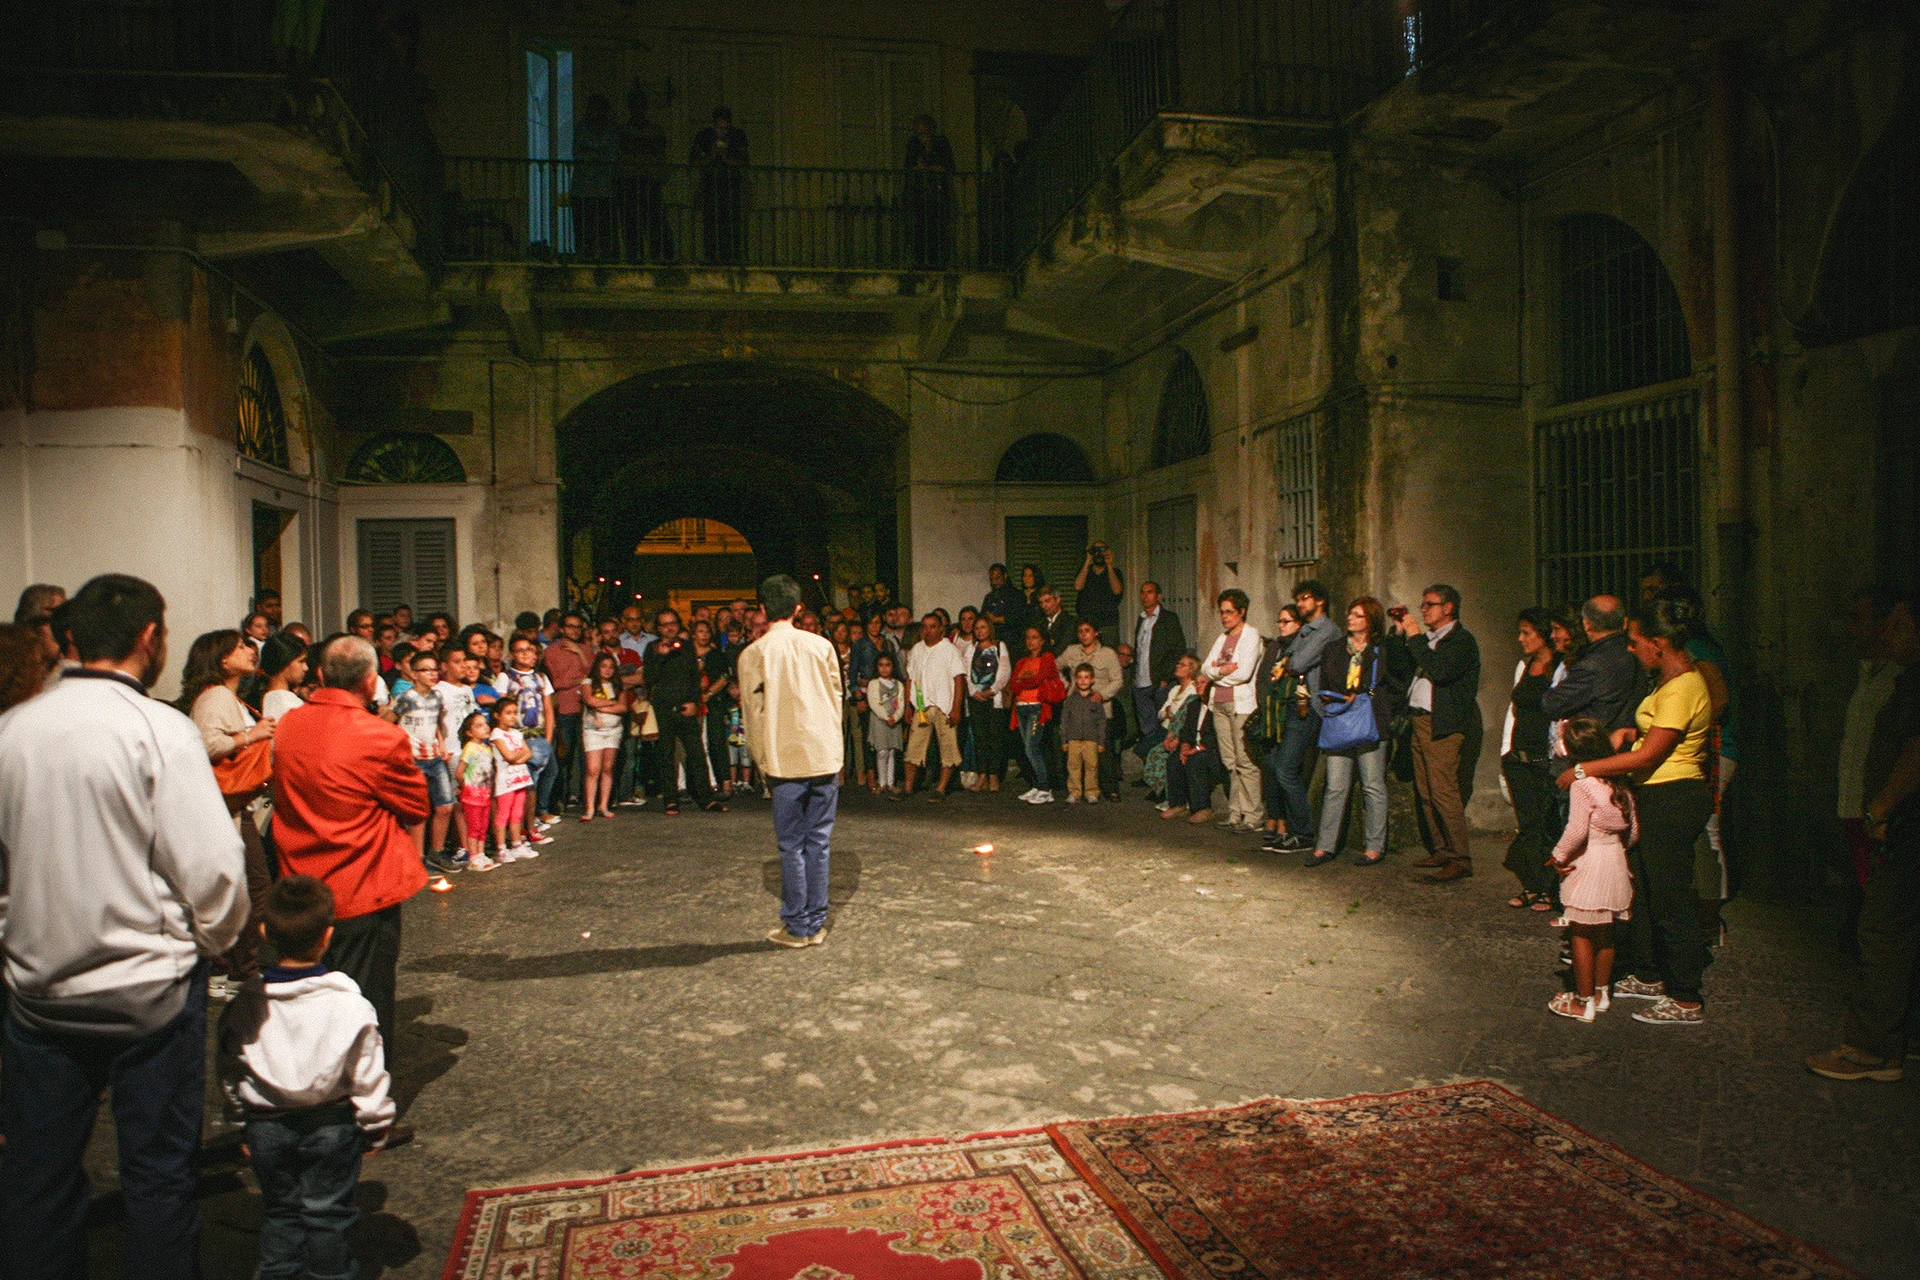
[402,941,773,982]
[391,995,469,1117]
[759,849,862,901]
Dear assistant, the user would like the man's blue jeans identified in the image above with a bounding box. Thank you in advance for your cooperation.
[528,733,557,815]
[1131,684,1165,759]
[1016,704,1049,790]
[1,964,209,1280]
[1267,709,1318,836]
[247,1108,363,1280]
[772,776,838,938]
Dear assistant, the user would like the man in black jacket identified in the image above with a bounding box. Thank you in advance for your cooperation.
[1034,587,1076,657]
[1394,584,1482,883]
[644,610,722,814]
[1539,594,1643,732]
[1130,581,1187,761]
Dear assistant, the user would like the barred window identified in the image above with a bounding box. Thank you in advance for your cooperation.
[238,347,291,470]
[1558,214,1690,403]
[1535,388,1700,606]
[1152,350,1210,468]
[1273,410,1318,566]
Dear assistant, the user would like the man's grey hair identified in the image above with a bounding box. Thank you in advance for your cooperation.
[319,634,377,691]
[1582,594,1626,633]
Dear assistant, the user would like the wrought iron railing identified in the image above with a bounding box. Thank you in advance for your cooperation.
[1007,0,1515,262]
[13,1,445,269]
[443,158,1003,271]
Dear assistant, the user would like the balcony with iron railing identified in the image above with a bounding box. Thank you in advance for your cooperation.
[1002,0,1517,267]
[9,0,446,277]
[443,158,1005,273]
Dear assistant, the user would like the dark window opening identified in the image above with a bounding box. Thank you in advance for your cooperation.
[1152,350,1210,468]
[1801,98,1919,347]
[995,432,1095,483]
[1558,214,1690,403]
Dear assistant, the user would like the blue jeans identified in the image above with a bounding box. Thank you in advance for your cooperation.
[1016,704,1049,790]
[1,963,208,1280]
[1267,710,1317,835]
[553,711,584,807]
[771,776,838,937]
[247,1108,362,1280]
[1316,742,1389,853]
[528,733,557,815]
[1131,685,1165,759]
[414,757,455,808]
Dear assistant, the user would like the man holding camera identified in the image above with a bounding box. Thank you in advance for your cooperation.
[1075,542,1125,649]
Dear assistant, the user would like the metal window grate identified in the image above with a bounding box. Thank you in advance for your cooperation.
[1274,410,1319,566]
[238,347,291,471]
[1152,350,1211,469]
[1559,214,1690,403]
[996,433,1095,483]
[1535,388,1700,607]
[344,432,467,484]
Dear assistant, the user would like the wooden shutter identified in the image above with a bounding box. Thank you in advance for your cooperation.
[357,519,457,616]
[1147,497,1197,636]
[1004,515,1088,618]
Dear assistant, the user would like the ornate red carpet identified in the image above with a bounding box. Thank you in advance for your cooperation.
[443,1082,1862,1279]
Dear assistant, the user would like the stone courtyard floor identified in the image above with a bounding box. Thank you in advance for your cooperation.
[85,785,1919,1277]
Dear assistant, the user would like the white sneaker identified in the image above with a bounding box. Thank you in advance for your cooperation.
[529,831,554,845]
[538,816,561,830]
[1067,795,1081,804]
[1017,788,1038,802]
[1034,791,1055,804]
[1084,795,1099,804]
[1155,801,1171,812]
[505,842,537,860]
[468,853,499,872]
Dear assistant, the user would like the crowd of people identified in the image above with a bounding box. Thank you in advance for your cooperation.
[0,550,1915,1275]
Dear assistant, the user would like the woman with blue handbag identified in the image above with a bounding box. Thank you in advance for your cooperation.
[1306,598,1409,867]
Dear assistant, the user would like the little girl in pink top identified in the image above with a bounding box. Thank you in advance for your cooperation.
[1548,717,1638,1022]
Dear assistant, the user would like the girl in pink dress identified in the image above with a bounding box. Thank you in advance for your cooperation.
[1548,718,1638,1022]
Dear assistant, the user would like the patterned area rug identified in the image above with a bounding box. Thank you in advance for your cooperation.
[444,1083,1862,1279]
[443,1129,1163,1279]
[1050,1081,1863,1280]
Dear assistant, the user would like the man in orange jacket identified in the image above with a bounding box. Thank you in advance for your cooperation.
[271,635,430,1072]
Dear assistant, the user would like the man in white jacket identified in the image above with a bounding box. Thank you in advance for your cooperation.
[221,875,393,1277]
[0,573,249,1278]
[738,574,844,948]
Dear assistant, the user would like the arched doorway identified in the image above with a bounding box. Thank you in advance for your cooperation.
[629,517,759,623]
[556,361,904,613]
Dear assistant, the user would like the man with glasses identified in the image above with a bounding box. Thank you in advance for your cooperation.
[1394,584,1483,883]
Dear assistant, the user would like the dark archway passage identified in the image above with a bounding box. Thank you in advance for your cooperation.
[557,361,903,610]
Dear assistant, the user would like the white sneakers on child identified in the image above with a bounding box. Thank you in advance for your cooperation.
[499,843,537,861]
[468,852,500,872]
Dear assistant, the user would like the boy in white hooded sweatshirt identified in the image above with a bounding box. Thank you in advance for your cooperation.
[219,875,393,1279]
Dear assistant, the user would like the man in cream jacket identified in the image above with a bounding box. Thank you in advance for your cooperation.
[737,574,844,947]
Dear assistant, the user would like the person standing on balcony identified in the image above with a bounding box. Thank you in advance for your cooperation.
[904,114,955,269]
[692,106,750,265]
[573,94,621,262]
[618,84,672,263]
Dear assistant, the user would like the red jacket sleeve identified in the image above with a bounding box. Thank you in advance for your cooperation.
[370,725,432,823]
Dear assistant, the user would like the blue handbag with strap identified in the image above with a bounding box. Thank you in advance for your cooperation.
[1316,650,1380,752]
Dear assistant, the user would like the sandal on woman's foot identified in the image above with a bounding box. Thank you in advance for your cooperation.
[1548,991,1596,1022]
[1529,896,1556,911]
[1508,893,1531,908]
[663,804,679,816]
[701,801,728,813]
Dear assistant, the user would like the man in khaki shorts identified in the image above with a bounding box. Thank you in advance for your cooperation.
[904,613,967,800]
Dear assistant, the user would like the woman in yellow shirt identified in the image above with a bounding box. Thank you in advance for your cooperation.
[1557,595,1714,1024]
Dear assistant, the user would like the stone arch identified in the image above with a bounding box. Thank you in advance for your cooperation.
[1799,81,1919,347]
[995,432,1095,483]
[240,312,312,475]
[556,360,906,597]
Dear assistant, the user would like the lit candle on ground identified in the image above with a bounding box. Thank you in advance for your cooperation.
[973,844,994,856]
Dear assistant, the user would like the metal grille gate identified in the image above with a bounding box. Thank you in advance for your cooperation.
[1534,387,1700,607]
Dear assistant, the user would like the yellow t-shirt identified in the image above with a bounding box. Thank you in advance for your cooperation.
[1635,669,1713,785]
